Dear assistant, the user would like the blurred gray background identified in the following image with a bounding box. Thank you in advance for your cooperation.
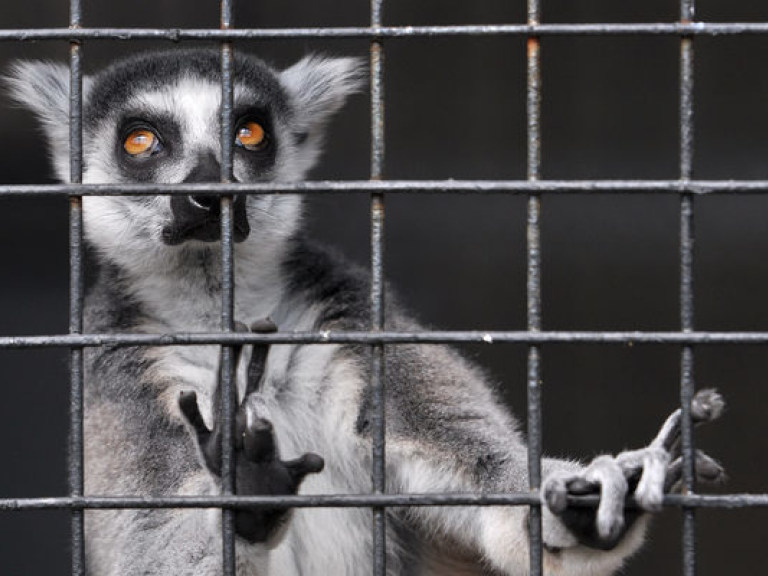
[2,0,768,574]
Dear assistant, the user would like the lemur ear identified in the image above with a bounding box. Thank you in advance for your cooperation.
[279,55,365,134]
[5,61,93,180]
[6,61,71,127]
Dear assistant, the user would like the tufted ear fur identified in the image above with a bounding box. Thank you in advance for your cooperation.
[5,60,93,181]
[279,55,365,135]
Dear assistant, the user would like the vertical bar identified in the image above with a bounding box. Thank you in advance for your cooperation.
[219,1,237,575]
[526,1,544,575]
[679,1,697,574]
[68,1,85,575]
[370,0,387,575]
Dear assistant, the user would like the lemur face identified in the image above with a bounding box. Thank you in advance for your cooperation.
[7,49,362,257]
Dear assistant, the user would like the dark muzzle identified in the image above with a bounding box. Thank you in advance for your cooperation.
[162,194,250,246]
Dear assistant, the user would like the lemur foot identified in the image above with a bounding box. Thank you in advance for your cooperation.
[542,389,725,551]
[179,319,324,543]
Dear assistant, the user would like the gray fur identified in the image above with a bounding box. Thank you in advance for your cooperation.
[6,49,725,575]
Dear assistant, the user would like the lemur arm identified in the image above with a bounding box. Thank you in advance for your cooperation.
[179,320,323,544]
[361,345,724,575]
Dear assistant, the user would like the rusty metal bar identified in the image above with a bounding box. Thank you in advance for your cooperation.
[67,0,85,574]
[369,1,387,574]
[526,1,543,573]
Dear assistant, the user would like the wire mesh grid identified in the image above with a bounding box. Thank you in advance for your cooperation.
[2,0,768,575]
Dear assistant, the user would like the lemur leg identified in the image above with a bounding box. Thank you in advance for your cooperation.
[179,320,324,543]
[541,389,725,552]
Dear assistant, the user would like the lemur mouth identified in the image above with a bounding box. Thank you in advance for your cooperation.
[162,194,251,246]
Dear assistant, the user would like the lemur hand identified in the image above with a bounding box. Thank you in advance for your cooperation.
[542,389,725,550]
[179,319,324,543]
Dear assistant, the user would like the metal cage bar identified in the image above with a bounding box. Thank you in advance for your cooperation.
[2,492,768,511]
[7,22,768,40]
[218,1,237,574]
[9,329,768,348]
[525,0,544,573]
[369,1,387,574]
[11,179,768,197]
[679,0,697,573]
[67,0,85,574]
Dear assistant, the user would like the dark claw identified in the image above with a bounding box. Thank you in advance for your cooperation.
[566,477,597,496]
[178,390,221,476]
[178,391,209,439]
[246,318,277,396]
[179,318,325,544]
[242,417,277,462]
[250,318,278,333]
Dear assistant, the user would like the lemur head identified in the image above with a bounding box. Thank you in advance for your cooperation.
[6,49,362,267]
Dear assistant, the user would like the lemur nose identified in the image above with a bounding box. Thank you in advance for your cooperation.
[188,195,218,212]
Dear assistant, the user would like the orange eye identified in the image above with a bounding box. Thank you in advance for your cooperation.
[236,121,266,150]
[123,129,158,156]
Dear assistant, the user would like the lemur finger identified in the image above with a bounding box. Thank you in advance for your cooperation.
[250,318,278,333]
[542,473,576,514]
[652,389,725,454]
[691,389,725,423]
[246,318,278,396]
[664,450,726,492]
[584,456,628,541]
[179,390,222,475]
[211,329,249,418]
[242,417,277,462]
[178,391,211,438]
[566,477,599,496]
[628,447,670,511]
[284,453,325,489]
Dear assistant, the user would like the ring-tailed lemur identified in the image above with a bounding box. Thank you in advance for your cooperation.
[7,49,725,575]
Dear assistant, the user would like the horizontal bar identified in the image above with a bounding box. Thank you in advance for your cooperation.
[6,180,768,197]
[3,22,768,42]
[0,493,765,512]
[5,331,768,349]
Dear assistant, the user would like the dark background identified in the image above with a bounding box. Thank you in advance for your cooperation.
[2,1,768,574]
